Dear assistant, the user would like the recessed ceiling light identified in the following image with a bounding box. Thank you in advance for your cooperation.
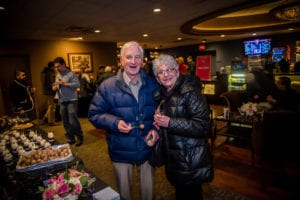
[94,30,101,33]
[69,37,83,41]
[220,35,225,37]
[252,33,257,36]
[177,37,182,40]
[143,34,149,37]
[288,28,294,31]
[153,8,161,13]
[0,6,5,10]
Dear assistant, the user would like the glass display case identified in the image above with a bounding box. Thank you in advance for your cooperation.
[228,73,247,91]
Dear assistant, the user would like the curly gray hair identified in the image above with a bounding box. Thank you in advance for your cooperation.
[152,54,178,76]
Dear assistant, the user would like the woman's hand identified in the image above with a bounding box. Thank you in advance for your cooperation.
[154,112,170,128]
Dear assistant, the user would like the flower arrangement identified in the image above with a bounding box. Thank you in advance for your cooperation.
[39,168,96,200]
[240,102,258,116]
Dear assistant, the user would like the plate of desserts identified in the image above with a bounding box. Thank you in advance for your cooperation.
[16,144,73,172]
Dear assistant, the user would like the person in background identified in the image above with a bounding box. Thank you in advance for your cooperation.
[231,56,247,72]
[264,51,276,74]
[96,65,106,85]
[186,55,196,75]
[152,54,213,200]
[41,61,59,125]
[77,66,93,117]
[245,67,277,103]
[143,57,155,78]
[52,57,84,146]
[88,41,159,200]
[97,65,115,85]
[266,76,298,111]
[277,50,290,73]
[177,56,187,75]
[294,61,300,73]
[10,69,36,120]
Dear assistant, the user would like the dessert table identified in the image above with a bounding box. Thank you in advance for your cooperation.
[0,118,120,200]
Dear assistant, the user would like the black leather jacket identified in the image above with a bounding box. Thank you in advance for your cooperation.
[153,75,214,186]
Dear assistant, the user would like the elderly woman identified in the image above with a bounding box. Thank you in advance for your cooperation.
[151,54,213,200]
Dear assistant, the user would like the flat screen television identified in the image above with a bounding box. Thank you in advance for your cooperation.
[272,47,286,62]
[243,38,271,55]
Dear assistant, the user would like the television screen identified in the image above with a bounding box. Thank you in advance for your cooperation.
[272,47,286,62]
[244,38,271,55]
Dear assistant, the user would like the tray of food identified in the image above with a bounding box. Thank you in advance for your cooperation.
[16,144,73,173]
[11,122,34,130]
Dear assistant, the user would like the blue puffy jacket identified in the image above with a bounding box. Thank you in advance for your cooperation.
[88,69,158,164]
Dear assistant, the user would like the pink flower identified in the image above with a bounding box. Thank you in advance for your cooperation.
[57,182,70,197]
[41,169,95,200]
[73,183,83,195]
[56,173,65,183]
[42,188,56,200]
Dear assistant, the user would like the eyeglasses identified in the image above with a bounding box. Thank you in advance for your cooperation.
[157,68,176,76]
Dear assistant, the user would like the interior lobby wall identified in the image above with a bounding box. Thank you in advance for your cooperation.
[0,40,117,117]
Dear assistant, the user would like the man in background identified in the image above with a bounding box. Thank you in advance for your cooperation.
[186,55,196,75]
[52,57,83,146]
[41,61,59,125]
[10,69,36,120]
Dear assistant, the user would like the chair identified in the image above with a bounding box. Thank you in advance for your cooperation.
[219,91,247,112]
[254,110,300,189]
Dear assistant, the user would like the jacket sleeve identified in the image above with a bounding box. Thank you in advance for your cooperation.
[87,82,120,132]
[168,91,211,138]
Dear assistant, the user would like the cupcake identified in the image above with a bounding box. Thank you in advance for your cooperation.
[4,152,13,166]
[0,146,7,157]
[24,140,31,151]
[47,132,55,142]
[17,146,25,155]
[29,142,38,150]
[39,139,46,147]
[10,136,17,144]
[0,139,6,147]
[29,130,35,138]
[44,142,51,148]
[13,131,20,139]
[4,135,9,144]
[11,141,19,153]
[20,134,27,142]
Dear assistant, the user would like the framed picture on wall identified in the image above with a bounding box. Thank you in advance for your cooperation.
[68,52,93,72]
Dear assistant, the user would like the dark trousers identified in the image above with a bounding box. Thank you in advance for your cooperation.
[175,183,203,200]
[60,100,83,142]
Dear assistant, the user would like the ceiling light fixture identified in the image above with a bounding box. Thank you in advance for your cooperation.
[271,2,300,21]
[94,30,101,33]
[153,8,161,13]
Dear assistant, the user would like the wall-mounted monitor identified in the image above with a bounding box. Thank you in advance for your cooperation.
[272,47,286,62]
[243,38,271,55]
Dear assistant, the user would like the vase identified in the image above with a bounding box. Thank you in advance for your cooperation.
[53,194,78,200]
